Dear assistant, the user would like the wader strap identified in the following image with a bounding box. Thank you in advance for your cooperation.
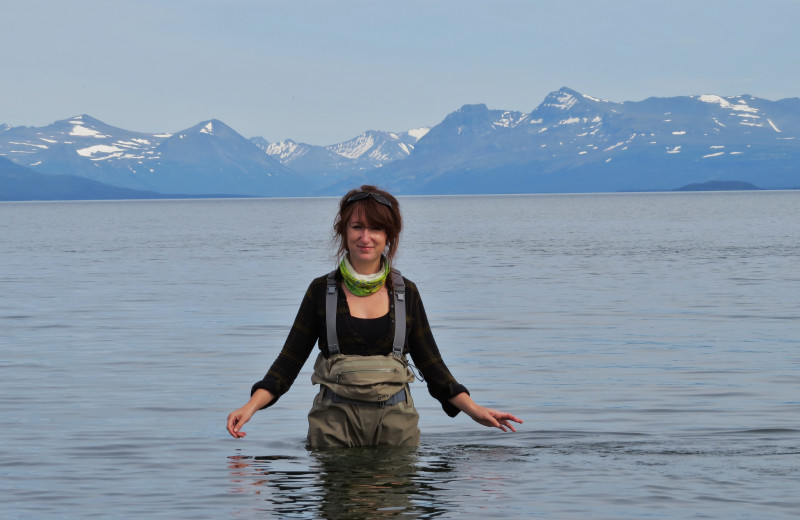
[390,269,405,358]
[325,268,407,357]
[323,386,407,408]
[326,271,340,355]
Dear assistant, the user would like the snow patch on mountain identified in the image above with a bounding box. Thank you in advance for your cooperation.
[77,144,124,158]
[493,112,527,128]
[582,94,607,103]
[698,94,760,116]
[604,135,637,152]
[548,91,578,110]
[70,124,108,138]
[333,134,376,159]
[733,101,759,114]
[407,127,429,140]
[699,94,731,107]
[11,141,49,150]
[265,140,304,160]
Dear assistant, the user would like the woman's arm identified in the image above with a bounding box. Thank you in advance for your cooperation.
[403,281,470,416]
[448,392,523,432]
[226,389,275,439]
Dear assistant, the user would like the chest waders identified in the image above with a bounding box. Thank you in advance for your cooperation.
[307,269,420,448]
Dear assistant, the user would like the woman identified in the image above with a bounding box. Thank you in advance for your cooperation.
[226,186,522,447]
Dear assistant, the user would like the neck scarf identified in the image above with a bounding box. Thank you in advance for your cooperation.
[339,255,390,296]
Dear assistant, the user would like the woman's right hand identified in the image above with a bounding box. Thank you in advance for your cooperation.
[226,406,255,438]
[226,389,274,439]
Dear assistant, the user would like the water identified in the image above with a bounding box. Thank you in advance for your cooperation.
[1,191,798,519]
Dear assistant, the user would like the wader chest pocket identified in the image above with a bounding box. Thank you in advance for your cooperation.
[335,365,402,385]
[323,355,412,385]
[312,354,414,402]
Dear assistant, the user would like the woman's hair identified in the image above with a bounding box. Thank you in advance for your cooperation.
[334,185,402,265]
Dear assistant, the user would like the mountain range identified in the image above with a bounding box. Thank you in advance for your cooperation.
[2,87,798,201]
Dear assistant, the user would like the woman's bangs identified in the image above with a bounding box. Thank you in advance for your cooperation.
[351,199,393,231]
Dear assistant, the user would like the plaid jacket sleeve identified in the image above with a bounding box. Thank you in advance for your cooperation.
[403,278,469,417]
[250,278,322,407]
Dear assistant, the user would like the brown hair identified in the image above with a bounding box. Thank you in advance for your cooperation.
[333,185,402,265]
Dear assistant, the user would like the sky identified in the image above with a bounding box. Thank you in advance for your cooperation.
[3,0,799,145]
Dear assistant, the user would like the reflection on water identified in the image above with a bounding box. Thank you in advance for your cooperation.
[228,446,448,519]
[227,437,555,519]
[226,429,800,520]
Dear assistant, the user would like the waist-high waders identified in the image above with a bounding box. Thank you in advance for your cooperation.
[307,269,420,448]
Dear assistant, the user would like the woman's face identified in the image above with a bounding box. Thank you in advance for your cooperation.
[346,211,387,273]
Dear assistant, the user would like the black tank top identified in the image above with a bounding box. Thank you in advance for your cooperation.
[351,313,390,346]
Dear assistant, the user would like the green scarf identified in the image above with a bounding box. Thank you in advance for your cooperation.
[339,255,390,296]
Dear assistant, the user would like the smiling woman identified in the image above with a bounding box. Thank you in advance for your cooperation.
[226,185,522,448]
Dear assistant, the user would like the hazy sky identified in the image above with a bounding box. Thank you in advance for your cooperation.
[3,0,799,145]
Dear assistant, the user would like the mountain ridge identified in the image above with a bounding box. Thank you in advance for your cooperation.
[2,87,799,200]
[251,128,429,185]
[0,115,305,197]
[348,87,799,194]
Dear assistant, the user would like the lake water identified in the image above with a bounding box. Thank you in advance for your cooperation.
[1,191,798,519]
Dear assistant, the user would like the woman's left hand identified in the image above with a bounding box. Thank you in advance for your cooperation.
[449,392,523,432]
[467,406,523,432]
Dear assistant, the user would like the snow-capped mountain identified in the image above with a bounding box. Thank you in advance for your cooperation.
[357,87,800,194]
[251,128,428,182]
[0,115,170,176]
[2,87,799,200]
[0,115,304,196]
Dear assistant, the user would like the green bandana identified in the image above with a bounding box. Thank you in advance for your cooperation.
[339,255,390,296]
